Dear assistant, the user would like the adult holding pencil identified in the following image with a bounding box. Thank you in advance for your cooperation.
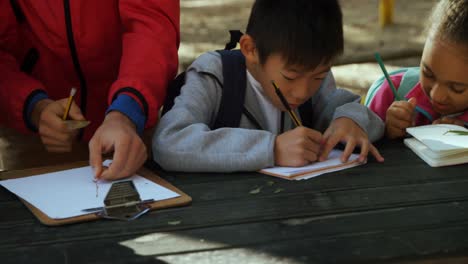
[0,1,179,180]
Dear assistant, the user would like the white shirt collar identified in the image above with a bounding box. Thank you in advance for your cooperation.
[246,70,281,134]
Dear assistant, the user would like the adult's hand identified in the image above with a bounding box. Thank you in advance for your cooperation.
[89,111,147,180]
[32,98,84,152]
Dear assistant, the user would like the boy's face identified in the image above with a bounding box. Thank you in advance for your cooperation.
[420,37,468,115]
[252,53,331,111]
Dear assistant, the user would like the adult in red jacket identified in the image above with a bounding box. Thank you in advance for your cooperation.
[0,1,179,180]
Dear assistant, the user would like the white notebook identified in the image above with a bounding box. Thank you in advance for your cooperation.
[259,150,365,180]
[404,124,468,167]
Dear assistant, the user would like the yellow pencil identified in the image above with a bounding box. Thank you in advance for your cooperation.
[62,87,77,120]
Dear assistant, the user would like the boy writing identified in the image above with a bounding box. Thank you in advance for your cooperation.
[153,0,385,172]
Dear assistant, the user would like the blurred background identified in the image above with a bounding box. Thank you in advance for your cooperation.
[180,0,439,96]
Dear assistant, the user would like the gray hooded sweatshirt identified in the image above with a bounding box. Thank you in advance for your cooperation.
[153,51,384,172]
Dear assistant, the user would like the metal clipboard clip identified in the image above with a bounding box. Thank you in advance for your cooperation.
[83,180,152,221]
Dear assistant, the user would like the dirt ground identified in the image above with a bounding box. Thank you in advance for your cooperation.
[180,0,438,63]
[180,0,439,95]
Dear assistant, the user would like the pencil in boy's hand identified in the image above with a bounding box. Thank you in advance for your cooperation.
[271,80,302,127]
[62,87,77,120]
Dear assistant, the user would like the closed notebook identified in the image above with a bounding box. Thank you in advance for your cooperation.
[404,124,468,167]
[259,150,365,180]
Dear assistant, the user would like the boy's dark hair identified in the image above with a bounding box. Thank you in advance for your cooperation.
[246,0,344,70]
[428,0,468,44]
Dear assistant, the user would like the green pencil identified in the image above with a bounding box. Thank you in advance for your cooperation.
[374,52,434,122]
[374,53,400,100]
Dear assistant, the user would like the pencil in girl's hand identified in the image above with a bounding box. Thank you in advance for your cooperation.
[271,80,302,127]
[374,52,433,121]
[62,87,77,120]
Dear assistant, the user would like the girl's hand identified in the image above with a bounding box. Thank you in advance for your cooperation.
[385,97,417,139]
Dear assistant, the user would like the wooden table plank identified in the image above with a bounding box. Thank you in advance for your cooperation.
[148,140,468,192]
[2,179,468,248]
[152,224,468,264]
[385,256,468,264]
[2,137,468,263]
[2,202,468,263]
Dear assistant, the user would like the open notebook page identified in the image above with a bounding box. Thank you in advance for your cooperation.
[0,160,179,219]
[260,150,364,180]
[406,124,468,152]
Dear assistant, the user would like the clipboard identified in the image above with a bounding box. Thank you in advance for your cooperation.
[0,161,192,226]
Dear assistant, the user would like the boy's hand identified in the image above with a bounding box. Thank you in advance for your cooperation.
[320,117,384,163]
[274,127,323,167]
[32,98,85,152]
[385,97,417,139]
[89,111,147,181]
[432,116,465,126]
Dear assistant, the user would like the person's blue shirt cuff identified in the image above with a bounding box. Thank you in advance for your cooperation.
[106,94,146,135]
[25,91,49,132]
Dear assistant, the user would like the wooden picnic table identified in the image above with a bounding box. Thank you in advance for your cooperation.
[1,132,468,264]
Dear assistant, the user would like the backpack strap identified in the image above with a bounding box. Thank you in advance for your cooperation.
[365,67,420,106]
[213,50,247,129]
[161,71,186,116]
[397,67,420,99]
[364,68,409,106]
[224,30,244,50]
[162,30,254,129]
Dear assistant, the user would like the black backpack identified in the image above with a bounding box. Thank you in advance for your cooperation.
[161,30,314,130]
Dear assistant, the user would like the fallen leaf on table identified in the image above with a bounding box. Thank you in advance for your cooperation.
[249,187,262,194]
[168,220,181,225]
[274,188,284,194]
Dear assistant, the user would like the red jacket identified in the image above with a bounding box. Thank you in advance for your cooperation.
[0,0,179,140]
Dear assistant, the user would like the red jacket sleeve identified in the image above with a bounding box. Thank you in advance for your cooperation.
[109,0,180,128]
[0,2,45,133]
